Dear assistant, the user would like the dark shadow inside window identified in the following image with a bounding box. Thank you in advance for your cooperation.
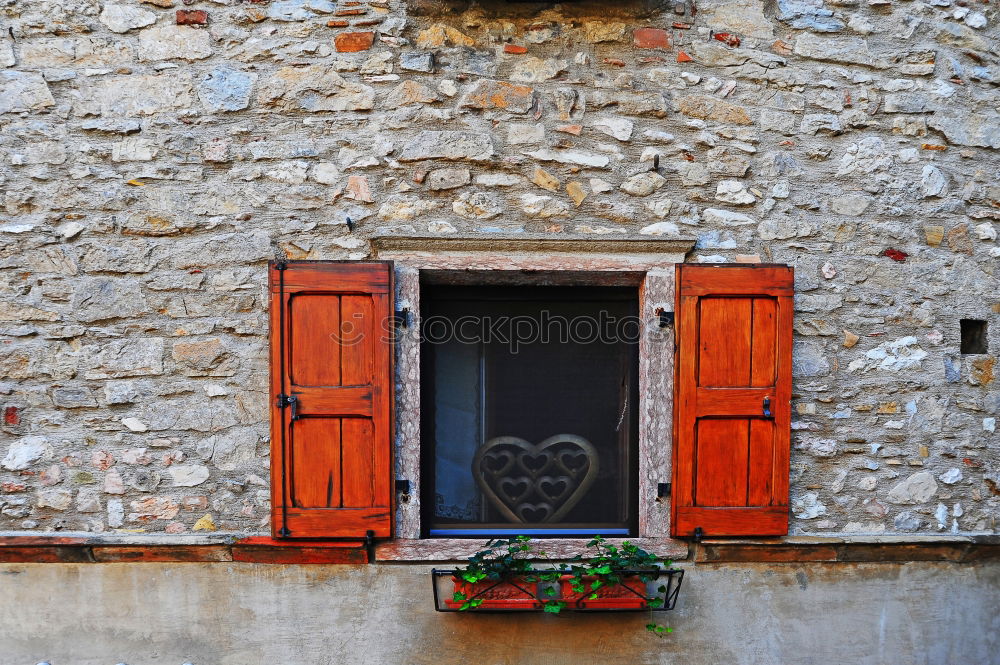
[420,284,640,537]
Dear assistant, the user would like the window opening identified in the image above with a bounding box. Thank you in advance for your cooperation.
[960,319,988,354]
[420,284,640,537]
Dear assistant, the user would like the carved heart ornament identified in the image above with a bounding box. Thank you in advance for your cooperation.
[472,434,599,524]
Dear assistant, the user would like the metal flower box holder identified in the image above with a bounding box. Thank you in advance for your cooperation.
[431,567,684,612]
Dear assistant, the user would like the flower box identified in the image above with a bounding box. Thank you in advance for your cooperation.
[444,576,542,610]
[559,574,649,609]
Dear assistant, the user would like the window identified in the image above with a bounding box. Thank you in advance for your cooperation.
[420,284,639,537]
[267,250,793,550]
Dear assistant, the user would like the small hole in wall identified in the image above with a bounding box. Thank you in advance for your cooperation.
[960,319,988,354]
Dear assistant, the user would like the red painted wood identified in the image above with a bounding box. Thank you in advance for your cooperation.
[90,546,232,563]
[269,262,391,294]
[693,387,773,416]
[677,264,794,297]
[288,386,375,417]
[698,297,751,387]
[750,298,777,387]
[674,506,789,537]
[233,538,367,564]
[270,261,394,540]
[695,419,749,507]
[672,264,793,538]
[290,294,342,387]
[0,536,89,546]
[292,418,342,508]
[747,419,775,506]
[0,547,92,563]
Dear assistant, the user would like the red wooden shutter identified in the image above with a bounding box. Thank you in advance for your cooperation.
[269,261,394,539]
[671,264,793,537]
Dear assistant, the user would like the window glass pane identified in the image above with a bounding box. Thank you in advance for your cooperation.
[421,285,638,535]
[432,338,482,522]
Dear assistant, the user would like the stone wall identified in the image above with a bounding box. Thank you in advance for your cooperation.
[0,0,997,536]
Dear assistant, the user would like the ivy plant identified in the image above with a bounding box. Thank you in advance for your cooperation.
[451,536,562,611]
[561,536,675,636]
[450,534,676,635]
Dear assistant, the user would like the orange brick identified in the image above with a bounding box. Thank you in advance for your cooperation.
[713,32,740,47]
[634,27,671,50]
[504,44,528,54]
[176,9,207,25]
[677,50,692,63]
[334,31,375,52]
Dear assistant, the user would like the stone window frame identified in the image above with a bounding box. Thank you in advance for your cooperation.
[370,235,695,561]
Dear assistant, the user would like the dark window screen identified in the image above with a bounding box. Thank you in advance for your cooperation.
[420,285,639,537]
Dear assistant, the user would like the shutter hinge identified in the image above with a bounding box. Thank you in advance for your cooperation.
[395,479,411,495]
[278,526,292,538]
[657,309,674,328]
[274,261,287,271]
[657,482,671,498]
[693,526,704,543]
[393,308,411,328]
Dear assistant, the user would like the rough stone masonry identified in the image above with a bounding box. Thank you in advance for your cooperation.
[0,0,997,537]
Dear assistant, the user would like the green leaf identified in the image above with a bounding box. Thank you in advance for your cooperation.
[543,601,566,614]
[453,591,467,602]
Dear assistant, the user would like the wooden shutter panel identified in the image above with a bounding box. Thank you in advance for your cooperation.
[671,264,793,537]
[269,261,394,539]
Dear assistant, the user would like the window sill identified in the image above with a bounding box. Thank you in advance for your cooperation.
[375,537,690,562]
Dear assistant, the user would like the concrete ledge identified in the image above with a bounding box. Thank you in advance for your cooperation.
[2,533,998,564]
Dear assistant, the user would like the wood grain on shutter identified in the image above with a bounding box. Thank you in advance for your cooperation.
[671,264,793,537]
[269,262,394,539]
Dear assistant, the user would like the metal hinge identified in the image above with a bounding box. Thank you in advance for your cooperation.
[657,482,671,498]
[658,310,674,328]
[393,308,411,328]
[274,261,287,271]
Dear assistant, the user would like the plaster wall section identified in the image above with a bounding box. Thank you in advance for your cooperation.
[0,560,997,665]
